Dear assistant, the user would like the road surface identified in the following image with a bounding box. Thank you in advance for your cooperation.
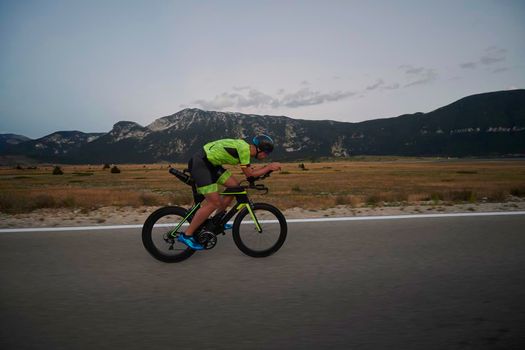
[1,214,525,349]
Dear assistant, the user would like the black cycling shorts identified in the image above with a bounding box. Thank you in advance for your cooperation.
[188,149,232,195]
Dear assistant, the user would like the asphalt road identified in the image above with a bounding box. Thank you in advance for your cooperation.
[1,215,525,350]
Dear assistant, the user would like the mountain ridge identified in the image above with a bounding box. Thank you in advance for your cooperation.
[2,90,524,163]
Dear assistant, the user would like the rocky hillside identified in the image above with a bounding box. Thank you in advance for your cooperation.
[1,90,524,163]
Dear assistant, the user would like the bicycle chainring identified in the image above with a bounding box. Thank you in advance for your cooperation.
[196,230,217,250]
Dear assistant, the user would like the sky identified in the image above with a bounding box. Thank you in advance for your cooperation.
[1,0,524,138]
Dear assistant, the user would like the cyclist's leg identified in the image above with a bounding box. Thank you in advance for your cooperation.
[185,192,222,236]
[215,174,239,213]
[184,152,225,236]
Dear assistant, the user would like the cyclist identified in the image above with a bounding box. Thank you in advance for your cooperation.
[177,135,281,250]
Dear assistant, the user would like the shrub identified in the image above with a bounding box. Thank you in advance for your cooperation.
[111,166,121,174]
[140,193,160,206]
[449,190,477,202]
[0,193,15,213]
[52,166,63,175]
[291,185,302,192]
[61,196,76,208]
[430,192,444,202]
[489,191,506,201]
[102,163,110,170]
[510,188,525,197]
[168,192,193,205]
[33,194,56,209]
[335,195,353,205]
[366,194,381,206]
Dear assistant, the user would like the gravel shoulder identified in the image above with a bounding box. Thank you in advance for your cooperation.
[2,199,525,229]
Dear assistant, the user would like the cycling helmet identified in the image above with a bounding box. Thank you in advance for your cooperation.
[252,134,274,154]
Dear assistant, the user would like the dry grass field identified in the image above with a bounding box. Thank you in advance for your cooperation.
[1,159,525,214]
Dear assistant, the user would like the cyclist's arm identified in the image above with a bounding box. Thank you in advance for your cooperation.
[241,163,281,178]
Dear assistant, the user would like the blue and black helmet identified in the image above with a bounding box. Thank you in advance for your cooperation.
[252,134,274,154]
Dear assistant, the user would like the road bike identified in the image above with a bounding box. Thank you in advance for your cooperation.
[142,167,287,263]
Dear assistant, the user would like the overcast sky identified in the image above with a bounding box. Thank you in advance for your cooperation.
[1,0,524,138]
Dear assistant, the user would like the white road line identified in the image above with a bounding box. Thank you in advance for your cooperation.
[1,211,525,233]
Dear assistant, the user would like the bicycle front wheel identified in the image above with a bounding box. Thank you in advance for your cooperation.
[232,203,287,257]
[142,206,196,263]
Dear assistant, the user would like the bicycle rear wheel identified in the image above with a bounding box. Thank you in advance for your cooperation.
[142,206,196,263]
[232,203,287,257]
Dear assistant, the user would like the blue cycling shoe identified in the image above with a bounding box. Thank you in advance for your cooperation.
[224,223,233,230]
[177,233,204,250]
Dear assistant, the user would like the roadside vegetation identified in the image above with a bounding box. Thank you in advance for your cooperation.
[1,159,524,214]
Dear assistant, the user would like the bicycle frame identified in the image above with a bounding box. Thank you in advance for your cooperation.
[169,186,262,237]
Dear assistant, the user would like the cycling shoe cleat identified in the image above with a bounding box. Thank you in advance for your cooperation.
[177,233,205,250]
[224,223,233,230]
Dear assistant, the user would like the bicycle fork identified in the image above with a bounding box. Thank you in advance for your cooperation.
[237,203,263,233]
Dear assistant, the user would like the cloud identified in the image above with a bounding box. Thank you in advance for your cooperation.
[400,65,438,87]
[492,67,509,74]
[237,89,276,108]
[366,79,384,90]
[460,62,477,69]
[383,83,400,90]
[460,46,507,69]
[232,86,251,91]
[480,47,507,65]
[191,87,356,110]
[280,88,356,108]
[192,93,239,110]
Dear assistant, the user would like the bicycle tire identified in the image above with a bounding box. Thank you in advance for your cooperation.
[142,206,196,263]
[232,202,287,257]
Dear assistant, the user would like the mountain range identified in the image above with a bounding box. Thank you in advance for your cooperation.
[1,89,524,164]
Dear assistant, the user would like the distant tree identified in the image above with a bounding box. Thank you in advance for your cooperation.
[111,165,121,174]
[102,163,110,170]
[52,166,63,175]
